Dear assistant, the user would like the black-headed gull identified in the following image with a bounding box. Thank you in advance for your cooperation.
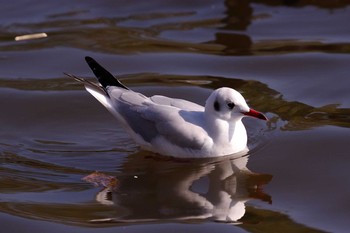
[66,57,267,158]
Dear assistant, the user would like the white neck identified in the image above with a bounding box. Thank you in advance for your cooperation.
[205,115,247,154]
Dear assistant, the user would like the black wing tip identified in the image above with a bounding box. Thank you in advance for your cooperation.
[85,56,95,65]
[85,56,93,61]
[84,56,129,90]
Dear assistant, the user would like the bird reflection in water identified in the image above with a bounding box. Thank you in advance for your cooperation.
[84,152,272,224]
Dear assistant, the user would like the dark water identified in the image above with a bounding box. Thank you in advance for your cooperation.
[1,1,350,233]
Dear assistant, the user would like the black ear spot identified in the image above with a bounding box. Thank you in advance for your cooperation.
[227,102,235,110]
[214,101,220,111]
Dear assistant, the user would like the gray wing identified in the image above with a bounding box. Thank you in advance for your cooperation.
[141,104,208,150]
[109,88,208,150]
[150,95,204,111]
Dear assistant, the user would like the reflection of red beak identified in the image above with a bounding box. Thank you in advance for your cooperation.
[243,109,268,120]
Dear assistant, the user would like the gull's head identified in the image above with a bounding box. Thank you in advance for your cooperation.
[205,87,267,121]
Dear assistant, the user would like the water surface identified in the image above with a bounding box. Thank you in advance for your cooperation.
[1,1,350,233]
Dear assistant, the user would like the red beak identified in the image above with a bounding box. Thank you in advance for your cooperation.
[243,109,268,120]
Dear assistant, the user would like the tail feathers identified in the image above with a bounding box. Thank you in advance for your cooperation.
[85,56,129,90]
[64,73,99,88]
[64,72,105,94]
[64,73,112,110]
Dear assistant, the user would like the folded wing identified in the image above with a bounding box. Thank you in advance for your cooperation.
[108,87,208,151]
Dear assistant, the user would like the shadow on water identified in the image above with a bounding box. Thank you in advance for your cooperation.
[0,150,325,233]
[82,153,272,223]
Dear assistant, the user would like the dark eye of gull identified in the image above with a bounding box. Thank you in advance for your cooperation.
[227,102,235,110]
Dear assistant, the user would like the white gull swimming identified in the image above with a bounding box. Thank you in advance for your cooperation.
[66,57,267,158]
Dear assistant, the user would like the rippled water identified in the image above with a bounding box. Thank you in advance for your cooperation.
[1,1,350,233]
